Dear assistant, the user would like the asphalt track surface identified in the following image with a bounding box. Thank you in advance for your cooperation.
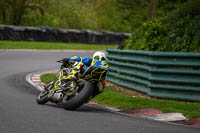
[0,50,199,133]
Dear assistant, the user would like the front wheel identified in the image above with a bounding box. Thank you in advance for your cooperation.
[62,81,94,110]
[36,90,49,104]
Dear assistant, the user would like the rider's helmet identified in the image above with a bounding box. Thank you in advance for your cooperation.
[92,51,106,61]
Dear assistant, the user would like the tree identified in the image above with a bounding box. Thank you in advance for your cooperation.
[147,0,158,20]
[0,0,45,25]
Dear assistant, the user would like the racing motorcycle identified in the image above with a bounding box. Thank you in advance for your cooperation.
[36,59,108,110]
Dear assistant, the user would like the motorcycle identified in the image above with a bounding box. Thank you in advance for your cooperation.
[36,59,108,110]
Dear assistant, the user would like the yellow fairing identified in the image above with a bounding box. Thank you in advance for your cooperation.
[74,62,83,70]
[86,68,106,81]
[50,68,78,92]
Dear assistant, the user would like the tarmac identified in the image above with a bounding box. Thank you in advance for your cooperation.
[26,69,200,128]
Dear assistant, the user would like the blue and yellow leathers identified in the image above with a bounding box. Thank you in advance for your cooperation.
[68,56,109,97]
[69,56,109,73]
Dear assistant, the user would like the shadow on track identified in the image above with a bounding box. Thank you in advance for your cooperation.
[4,72,39,95]
[41,102,110,114]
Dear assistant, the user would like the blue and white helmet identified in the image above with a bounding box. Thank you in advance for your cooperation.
[92,51,106,61]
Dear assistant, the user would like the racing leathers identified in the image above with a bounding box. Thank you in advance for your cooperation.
[63,56,109,75]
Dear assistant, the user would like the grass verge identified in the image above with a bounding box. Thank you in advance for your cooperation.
[0,40,117,50]
[40,73,200,119]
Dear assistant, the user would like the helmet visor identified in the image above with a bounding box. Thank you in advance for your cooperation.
[94,56,100,60]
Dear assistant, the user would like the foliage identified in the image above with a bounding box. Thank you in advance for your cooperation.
[21,9,57,27]
[0,0,158,32]
[125,19,169,51]
[0,0,44,25]
[114,0,149,32]
[156,0,188,18]
[125,0,200,52]
[0,0,193,36]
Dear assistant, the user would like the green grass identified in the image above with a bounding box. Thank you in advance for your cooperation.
[93,89,200,119]
[40,73,56,84]
[40,73,200,119]
[0,40,117,50]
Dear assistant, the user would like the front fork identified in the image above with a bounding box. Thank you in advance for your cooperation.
[44,81,54,91]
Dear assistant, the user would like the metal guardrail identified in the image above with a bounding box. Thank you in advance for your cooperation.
[106,49,200,101]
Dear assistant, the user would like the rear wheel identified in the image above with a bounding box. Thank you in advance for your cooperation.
[62,81,94,110]
[36,91,49,104]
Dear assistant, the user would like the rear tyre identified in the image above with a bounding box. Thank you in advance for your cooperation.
[36,91,49,104]
[62,81,94,110]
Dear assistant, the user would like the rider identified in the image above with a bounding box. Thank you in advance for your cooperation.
[61,51,109,97]
[62,51,109,75]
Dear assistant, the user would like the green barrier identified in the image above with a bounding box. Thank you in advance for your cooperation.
[106,49,200,101]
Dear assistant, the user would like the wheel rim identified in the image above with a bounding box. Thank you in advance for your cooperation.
[63,83,84,101]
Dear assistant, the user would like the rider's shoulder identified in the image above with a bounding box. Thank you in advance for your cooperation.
[82,57,92,62]
[69,56,82,62]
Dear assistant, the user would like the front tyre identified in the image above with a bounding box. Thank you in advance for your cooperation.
[62,81,94,110]
[36,91,49,104]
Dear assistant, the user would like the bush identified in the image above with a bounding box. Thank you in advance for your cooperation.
[21,10,60,27]
[125,0,200,52]
[125,20,169,51]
